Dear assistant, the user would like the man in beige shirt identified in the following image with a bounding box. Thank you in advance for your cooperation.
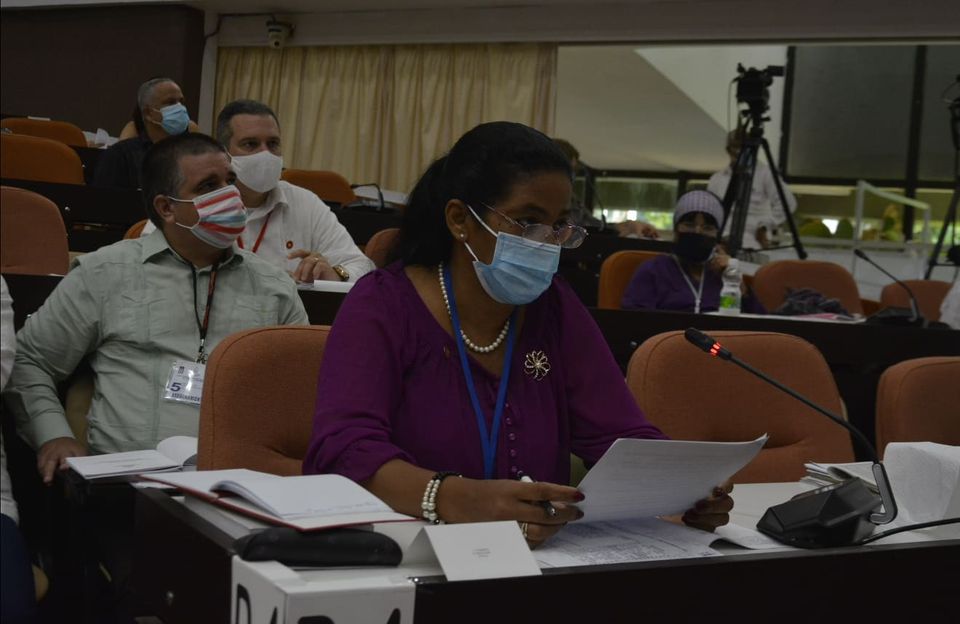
[4,133,308,484]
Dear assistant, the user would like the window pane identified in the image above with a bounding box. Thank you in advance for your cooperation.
[918,45,960,182]
[787,46,915,179]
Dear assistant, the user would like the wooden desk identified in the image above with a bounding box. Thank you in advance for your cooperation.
[131,486,958,623]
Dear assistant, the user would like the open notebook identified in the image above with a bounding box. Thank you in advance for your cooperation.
[66,436,198,479]
[146,469,415,531]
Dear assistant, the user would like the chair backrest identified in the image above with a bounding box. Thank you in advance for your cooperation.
[876,356,960,457]
[626,330,854,482]
[1,117,88,148]
[281,169,356,205]
[752,259,863,315]
[364,227,400,268]
[0,185,70,275]
[0,133,85,185]
[197,326,331,475]
[880,280,952,322]
[124,219,148,240]
[597,250,663,309]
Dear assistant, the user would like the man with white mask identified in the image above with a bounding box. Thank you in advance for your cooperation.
[142,100,375,283]
[4,134,307,482]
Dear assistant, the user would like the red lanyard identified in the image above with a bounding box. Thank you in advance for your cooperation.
[237,210,273,254]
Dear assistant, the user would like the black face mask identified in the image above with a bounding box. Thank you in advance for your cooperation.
[674,232,717,263]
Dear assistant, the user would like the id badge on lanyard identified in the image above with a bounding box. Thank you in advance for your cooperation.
[163,360,206,406]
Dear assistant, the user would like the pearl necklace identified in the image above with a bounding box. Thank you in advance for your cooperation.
[438,263,510,354]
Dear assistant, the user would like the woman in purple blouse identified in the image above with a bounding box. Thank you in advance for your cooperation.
[621,190,765,314]
[304,123,733,547]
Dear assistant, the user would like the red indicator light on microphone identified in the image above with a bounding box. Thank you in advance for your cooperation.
[709,342,722,357]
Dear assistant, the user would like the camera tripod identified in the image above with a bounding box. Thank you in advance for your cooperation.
[720,114,807,259]
[924,82,959,279]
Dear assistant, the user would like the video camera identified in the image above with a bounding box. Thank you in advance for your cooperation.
[735,63,785,119]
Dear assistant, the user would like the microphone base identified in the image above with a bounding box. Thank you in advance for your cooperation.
[864,307,925,327]
[757,479,882,548]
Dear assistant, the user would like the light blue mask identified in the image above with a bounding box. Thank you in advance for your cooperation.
[153,103,190,135]
[464,208,561,305]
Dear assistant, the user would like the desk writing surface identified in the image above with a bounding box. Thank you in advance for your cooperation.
[132,483,958,623]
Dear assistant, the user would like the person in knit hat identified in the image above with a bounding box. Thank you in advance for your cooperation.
[621,190,764,313]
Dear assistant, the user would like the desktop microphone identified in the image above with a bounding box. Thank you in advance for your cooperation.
[683,327,898,548]
[853,248,923,326]
[350,183,385,211]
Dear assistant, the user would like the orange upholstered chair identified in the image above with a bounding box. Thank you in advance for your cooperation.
[597,250,663,309]
[124,219,148,240]
[752,259,863,315]
[364,227,400,268]
[281,169,356,205]
[1,117,88,147]
[1,185,70,275]
[197,326,330,475]
[879,280,952,323]
[875,356,960,457]
[0,133,85,185]
[626,330,854,483]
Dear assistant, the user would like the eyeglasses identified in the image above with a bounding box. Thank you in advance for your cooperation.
[676,221,719,236]
[470,202,588,249]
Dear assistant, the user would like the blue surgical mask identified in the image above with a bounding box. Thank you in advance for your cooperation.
[152,103,190,136]
[464,207,561,305]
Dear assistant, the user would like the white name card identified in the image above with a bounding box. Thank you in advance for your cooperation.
[420,521,542,581]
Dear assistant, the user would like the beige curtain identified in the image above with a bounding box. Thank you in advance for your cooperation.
[215,44,557,193]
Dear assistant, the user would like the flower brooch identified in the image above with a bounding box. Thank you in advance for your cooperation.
[523,350,550,381]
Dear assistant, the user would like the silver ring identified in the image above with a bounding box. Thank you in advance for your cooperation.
[519,522,529,539]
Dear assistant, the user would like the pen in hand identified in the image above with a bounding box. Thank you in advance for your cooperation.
[517,472,558,517]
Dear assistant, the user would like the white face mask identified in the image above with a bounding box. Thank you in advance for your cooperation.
[231,150,283,193]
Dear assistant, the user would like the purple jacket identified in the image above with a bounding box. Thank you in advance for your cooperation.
[622,254,765,314]
[304,263,665,485]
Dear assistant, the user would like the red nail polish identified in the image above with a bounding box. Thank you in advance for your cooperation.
[574,491,585,502]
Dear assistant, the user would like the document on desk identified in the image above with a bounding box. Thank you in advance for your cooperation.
[534,518,721,568]
[577,435,767,521]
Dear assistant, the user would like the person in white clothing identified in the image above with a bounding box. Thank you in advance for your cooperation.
[144,100,375,283]
[707,128,797,250]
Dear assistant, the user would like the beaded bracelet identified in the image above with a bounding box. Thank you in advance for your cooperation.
[421,471,461,524]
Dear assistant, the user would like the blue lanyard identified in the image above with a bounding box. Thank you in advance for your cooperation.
[443,266,517,480]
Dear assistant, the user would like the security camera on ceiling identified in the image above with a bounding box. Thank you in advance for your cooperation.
[266,19,294,49]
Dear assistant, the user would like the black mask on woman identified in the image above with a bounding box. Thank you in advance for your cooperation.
[674,232,717,263]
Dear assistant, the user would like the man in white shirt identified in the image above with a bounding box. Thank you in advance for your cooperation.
[143,100,375,282]
[707,129,797,250]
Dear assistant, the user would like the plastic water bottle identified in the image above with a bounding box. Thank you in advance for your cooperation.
[718,259,742,316]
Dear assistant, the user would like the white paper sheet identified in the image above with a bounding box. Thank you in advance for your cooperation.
[66,450,179,479]
[884,442,960,527]
[714,522,789,550]
[576,435,767,521]
[534,518,721,568]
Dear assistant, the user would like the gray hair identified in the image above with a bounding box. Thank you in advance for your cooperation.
[216,99,280,146]
[137,77,176,111]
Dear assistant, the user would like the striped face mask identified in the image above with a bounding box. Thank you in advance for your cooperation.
[168,185,247,249]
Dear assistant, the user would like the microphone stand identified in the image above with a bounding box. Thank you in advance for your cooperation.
[684,328,898,548]
[853,248,924,326]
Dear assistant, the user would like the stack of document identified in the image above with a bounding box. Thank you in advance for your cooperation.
[804,461,879,494]
[66,436,197,479]
[147,469,415,531]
